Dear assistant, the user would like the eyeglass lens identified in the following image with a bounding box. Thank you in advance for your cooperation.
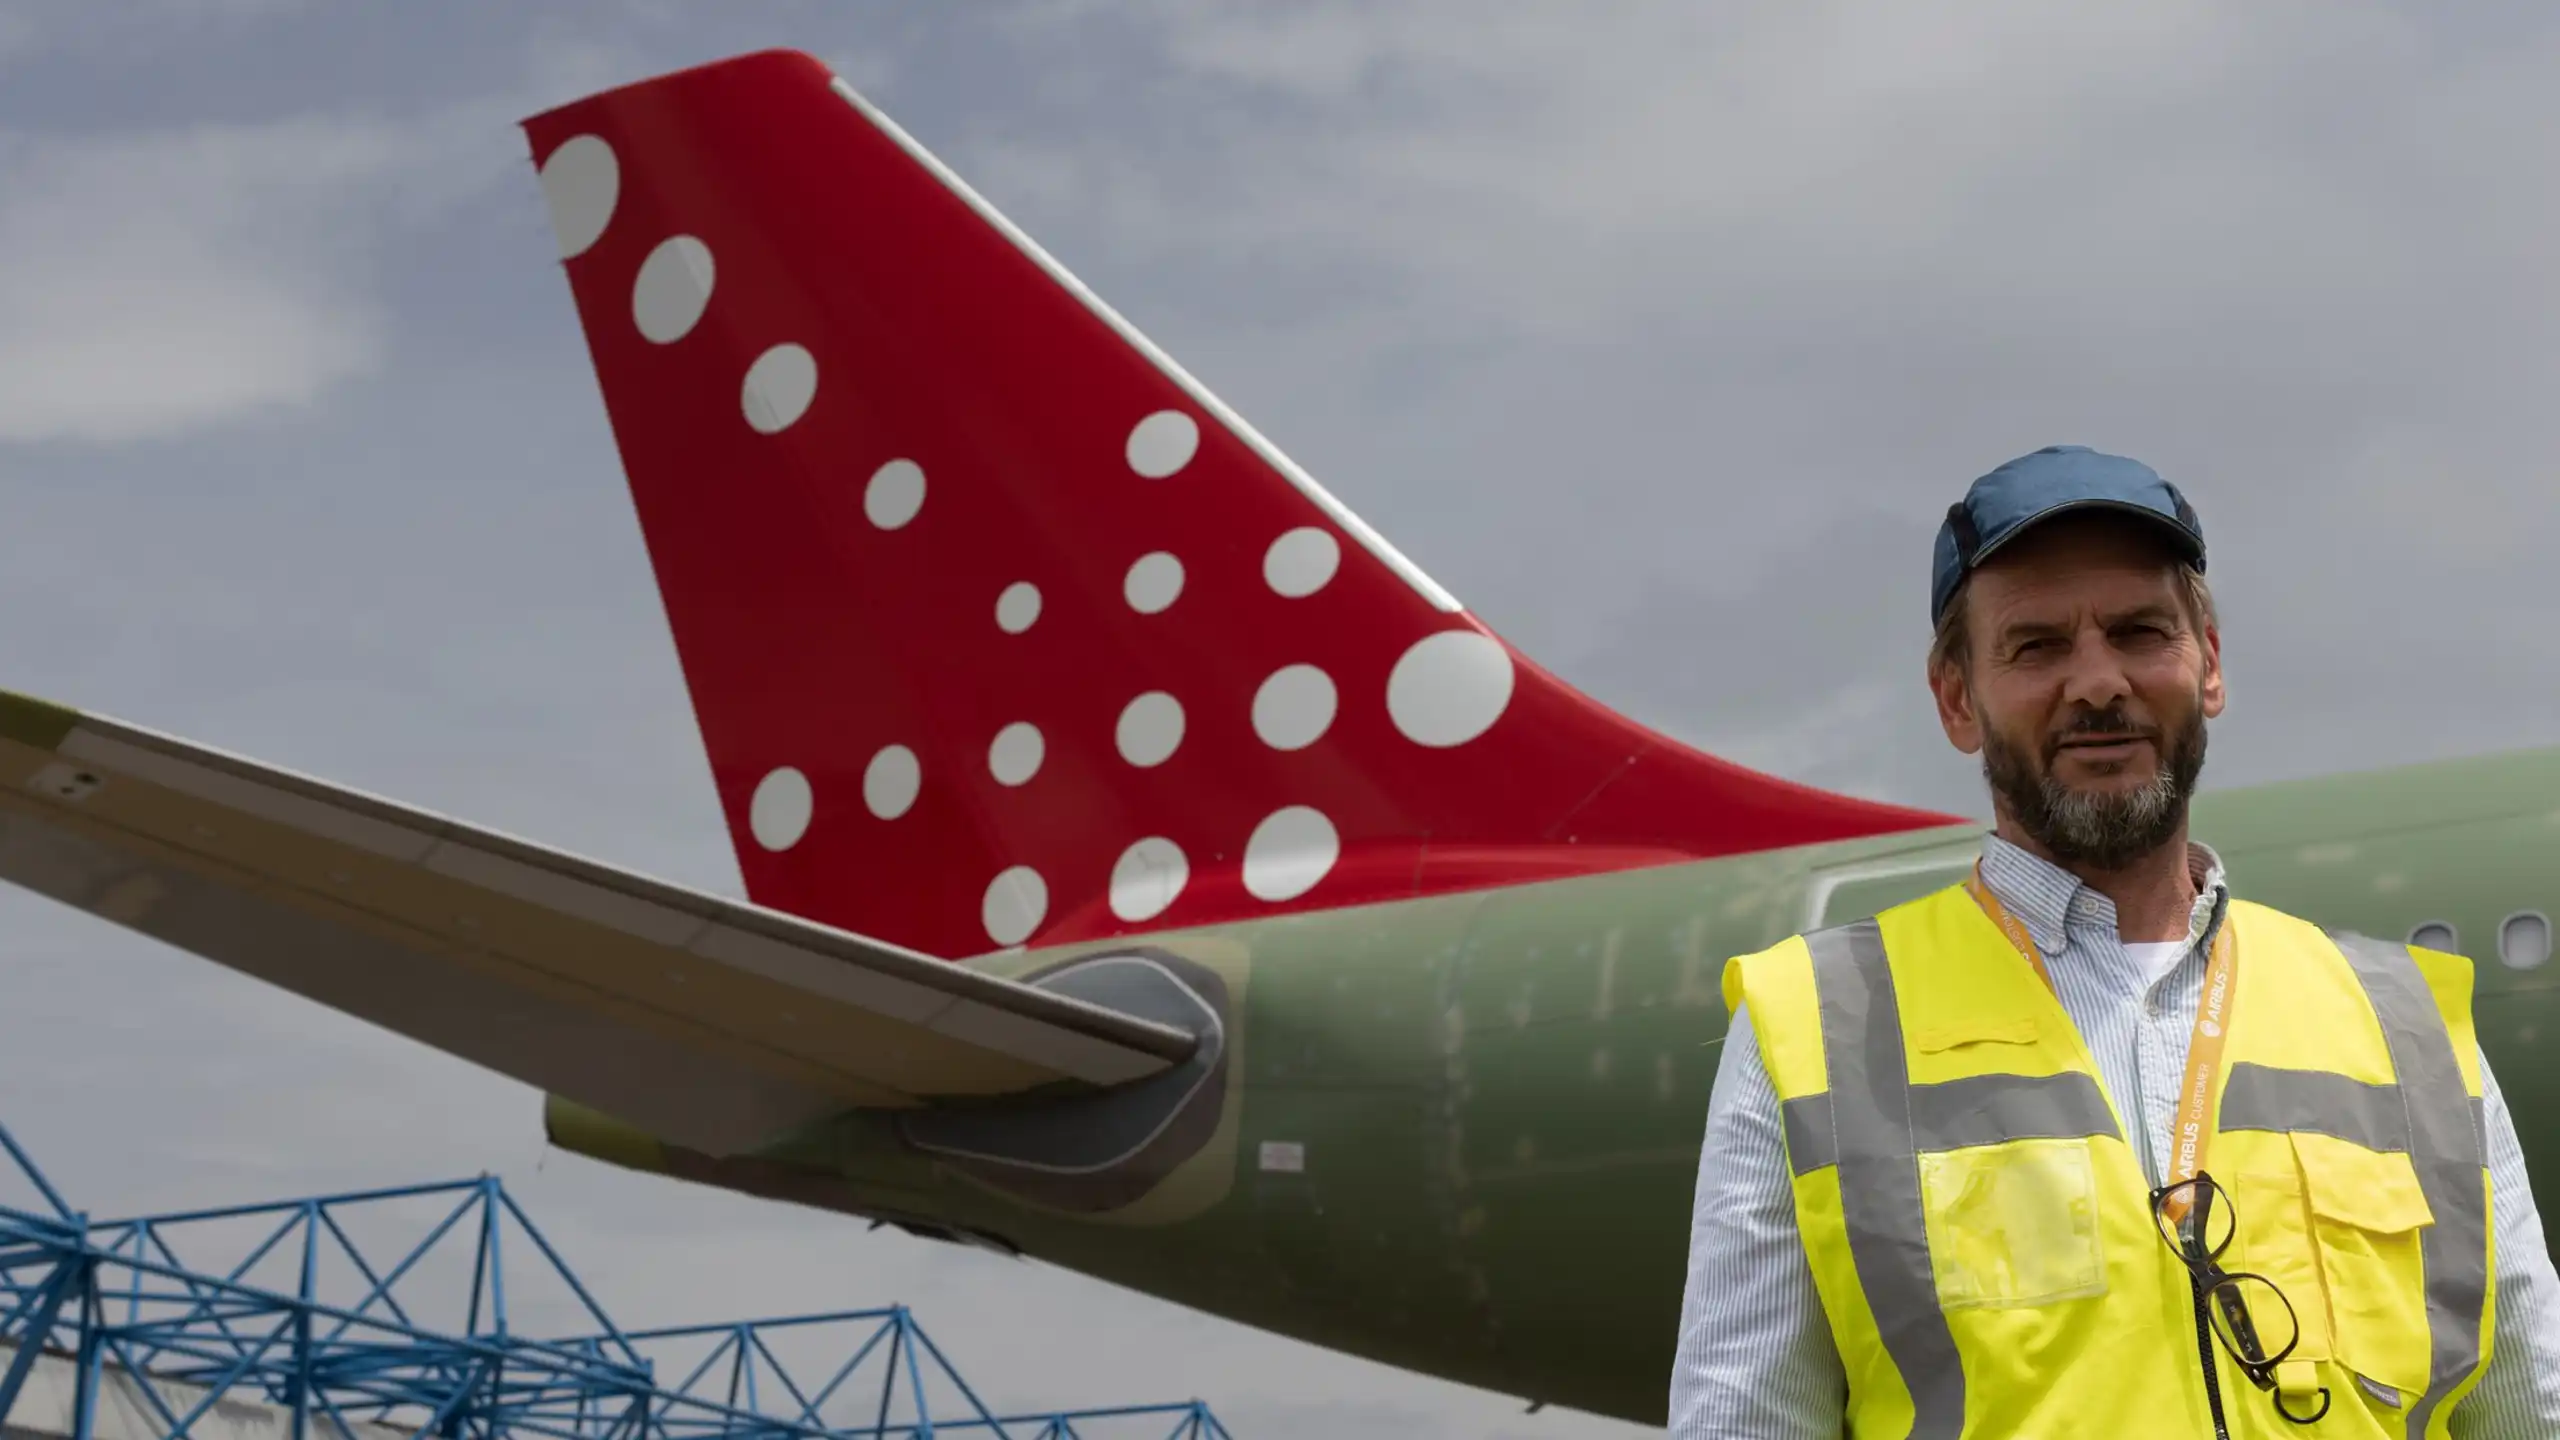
[2154,1176,2237,1260]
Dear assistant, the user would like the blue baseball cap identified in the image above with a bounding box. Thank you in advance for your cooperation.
[1930,445,2205,626]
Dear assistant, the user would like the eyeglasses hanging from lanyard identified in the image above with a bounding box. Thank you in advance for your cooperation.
[2152,1174,2333,1424]
[1964,865,2329,1425]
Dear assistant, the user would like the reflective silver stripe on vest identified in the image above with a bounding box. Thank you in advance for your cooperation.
[2220,1062,2412,1151]
[1781,1093,1838,1175]
[1913,1071,2116,1152]
[2218,1062,2490,1157]
[1781,1073,2117,1178]
[1808,920,1966,1437]
[2328,931,2490,1440]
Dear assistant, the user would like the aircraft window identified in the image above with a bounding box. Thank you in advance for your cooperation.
[2408,921,2459,954]
[2498,912,2551,971]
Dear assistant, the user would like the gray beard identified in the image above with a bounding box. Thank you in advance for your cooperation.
[1982,707,2207,872]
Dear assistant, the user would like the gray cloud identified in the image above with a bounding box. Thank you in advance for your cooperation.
[0,116,397,442]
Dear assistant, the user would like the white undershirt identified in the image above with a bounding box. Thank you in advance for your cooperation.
[2121,938,2189,987]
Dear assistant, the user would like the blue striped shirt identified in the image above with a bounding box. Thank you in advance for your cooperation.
[1667,834,2560,1436]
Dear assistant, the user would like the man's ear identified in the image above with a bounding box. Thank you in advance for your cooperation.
[2198,618,2226,720]
[1930,655,1984,755]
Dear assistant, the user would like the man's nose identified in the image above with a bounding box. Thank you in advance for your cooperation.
[2057,636,2135,713]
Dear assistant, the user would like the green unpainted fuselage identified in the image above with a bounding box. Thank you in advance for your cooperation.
[553,746,2560,1426]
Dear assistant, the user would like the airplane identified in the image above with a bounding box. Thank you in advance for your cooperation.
[2,47,2555,1428]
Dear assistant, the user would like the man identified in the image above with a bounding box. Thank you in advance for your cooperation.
[1667,446,2560,1437]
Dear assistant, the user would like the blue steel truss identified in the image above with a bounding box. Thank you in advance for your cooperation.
[0,1126,1229,1440]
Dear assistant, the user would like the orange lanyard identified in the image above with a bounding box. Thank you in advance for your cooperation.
[1964,863,2236,1221]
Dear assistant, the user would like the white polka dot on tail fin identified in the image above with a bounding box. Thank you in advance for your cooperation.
[749,767,813,851]
[1264,527,1341,598]
[865,459,925,529]
[1116,692,1184,768]
[1388,630,1515,747]
[983,866,1049,947]
[862,745,919,820]
[632,236,714,342]
[1126,410,1200,478]
[995,582,1041,634]
[539,135,617,259]
[1252,664,1337,751]
[742,344,818,434]
[1124,552,1184,614]
[1110,837,1190,923]
[1244,806,1339,901]
[988,723,1044,786]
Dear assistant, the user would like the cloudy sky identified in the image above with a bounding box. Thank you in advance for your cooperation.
[3,2,2557,1434]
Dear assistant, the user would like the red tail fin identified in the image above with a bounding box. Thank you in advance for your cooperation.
[521,51,1955,957]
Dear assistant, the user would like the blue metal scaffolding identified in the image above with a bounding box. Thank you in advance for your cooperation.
[0,1126,1230,1440]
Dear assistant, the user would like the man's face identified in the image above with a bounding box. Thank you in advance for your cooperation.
[1928,514,2226,870]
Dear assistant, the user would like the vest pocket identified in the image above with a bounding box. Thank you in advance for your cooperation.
[2234,1160,2332,1364]
[2291,1133,2435,1397]
[1918,1137,2108,1309]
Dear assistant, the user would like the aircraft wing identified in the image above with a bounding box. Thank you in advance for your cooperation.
[0,690,1195,1156]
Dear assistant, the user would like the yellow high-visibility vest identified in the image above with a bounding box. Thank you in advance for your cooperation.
[1723,885,2494,1438]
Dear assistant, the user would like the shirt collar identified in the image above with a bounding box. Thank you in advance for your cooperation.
[1977,831,2228,958]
